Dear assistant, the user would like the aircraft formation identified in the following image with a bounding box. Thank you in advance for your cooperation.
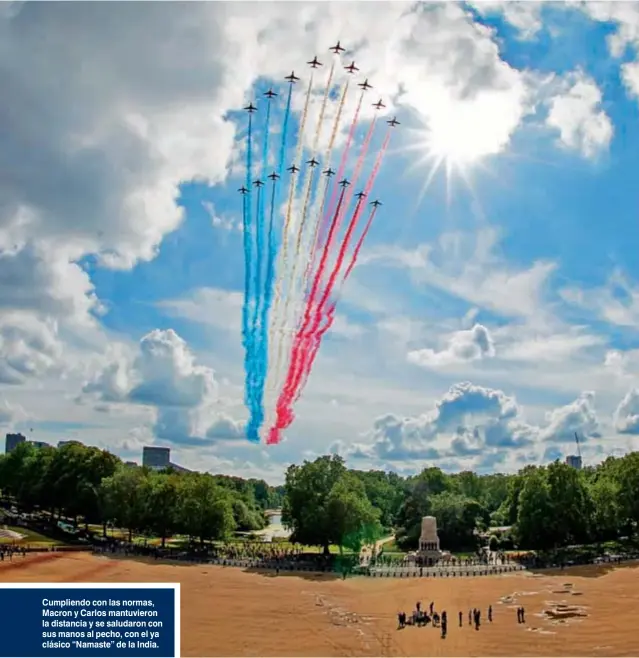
[238,40,399,444]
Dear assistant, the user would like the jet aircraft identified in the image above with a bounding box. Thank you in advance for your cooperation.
[373,99,386,110]
[387,116,400,126]
[370,200,382,208]
[264,89,277,99]
[268,172,280,181]
[344,61,359,74]
[307,158,319,168]
[323,168,335,177]
[329,41,346,54]
[287,164,300,174]
[285,71,300,83]
[253,179,264,188]
[339,178,351,188]
[238,186,249,195]
[355,191,367,200]
[358,78,373,91]
[307,56,322,68]
[243,102,257,113]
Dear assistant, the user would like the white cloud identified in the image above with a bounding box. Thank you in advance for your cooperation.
[560,269,639,328]
[614,389,639,434]
[545,70,613,158]
[408,323,495,368]
[363,228,556,321]
[343,382,601,471]
[470,1,544,40]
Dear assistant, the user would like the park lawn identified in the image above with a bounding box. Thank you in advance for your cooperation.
[0,525,64,547]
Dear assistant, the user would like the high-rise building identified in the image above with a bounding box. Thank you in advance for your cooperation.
[565,455,582,470]
[5,433,25,453]
[142,446,171,470]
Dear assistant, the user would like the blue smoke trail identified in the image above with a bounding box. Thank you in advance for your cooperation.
[247,84,293,442]
[241,113,254,413]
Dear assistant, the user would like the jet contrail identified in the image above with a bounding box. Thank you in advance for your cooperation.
[295,133,391,401]
[241,113,255,413]
[317,87,364,251]
[269,73,314,380]
[304,79,350,293]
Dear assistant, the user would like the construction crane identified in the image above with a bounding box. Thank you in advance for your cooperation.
[574,432,582,460]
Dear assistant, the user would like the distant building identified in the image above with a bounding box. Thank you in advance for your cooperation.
[168,462,192,474]
[143,446,171,470]
[565,455,582,470]
[59,440,82,447]
[5,433,25,453]
[124,461,138,468]
[29,440,50,449]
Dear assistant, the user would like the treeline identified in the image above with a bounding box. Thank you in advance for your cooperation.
[283,453,639,553]
[0,441,284,545]
[2,440,639,555]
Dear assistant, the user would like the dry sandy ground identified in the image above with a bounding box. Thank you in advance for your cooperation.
[2,552,638,656]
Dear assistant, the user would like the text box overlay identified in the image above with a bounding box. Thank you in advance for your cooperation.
[0,584,179,658]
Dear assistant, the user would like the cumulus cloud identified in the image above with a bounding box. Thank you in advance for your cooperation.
[81,328,241,446]
[363,228,556,321]
[614,389,639,434]
[0,313,62,385]
[545,70,613,158]
[408,324,495,368]
[470,1,544,40]
[343,382,601,467]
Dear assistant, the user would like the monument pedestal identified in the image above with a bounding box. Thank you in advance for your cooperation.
[418,516,442,565]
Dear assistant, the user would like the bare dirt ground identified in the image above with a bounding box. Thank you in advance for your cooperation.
[2,552,638,656]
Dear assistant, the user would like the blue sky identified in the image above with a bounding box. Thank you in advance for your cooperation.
[3,1,639,482]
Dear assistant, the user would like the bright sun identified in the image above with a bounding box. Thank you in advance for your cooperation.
[400,98,506,206]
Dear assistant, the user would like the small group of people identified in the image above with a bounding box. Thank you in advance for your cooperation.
[0,545,27,562]
[398,600,527,638]
[397,601,458,638]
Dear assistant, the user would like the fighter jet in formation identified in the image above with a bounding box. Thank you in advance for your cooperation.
[268,172,280,181]
[339,178,351,188]
[355,191,367,200]
[264,89,277,99]
[387,116,400,127]
[358,78,373,91]
[330,41,346,54]
[238,186,249,195]
[307,157,319,168]
[307,56,323,68]
[253,179,264,188]
[370,200,382,208]
[344,61,359,74]
[287,164,300,174]
[244,102,257,113]
[285,71,300,83]
[373,99,386,110]
[323,167,335,177]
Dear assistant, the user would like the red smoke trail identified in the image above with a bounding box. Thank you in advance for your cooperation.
[266,187,347,445]
[295,205,380,399]
[316,91,365,253]
[320,116,377,285]
[283,118,379,400]
[277,117,377,415]
[268,130,392,443]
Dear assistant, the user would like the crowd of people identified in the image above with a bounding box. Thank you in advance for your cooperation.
[0,545,26,562]
[397,600,526,638]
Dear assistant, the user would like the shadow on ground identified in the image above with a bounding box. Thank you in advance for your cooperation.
[243,566,343,581]
[526,559,639,579]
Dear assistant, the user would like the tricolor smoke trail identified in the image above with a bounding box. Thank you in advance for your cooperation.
[268,126,392,444]
[241,112,255,414]
[238,48,397,444]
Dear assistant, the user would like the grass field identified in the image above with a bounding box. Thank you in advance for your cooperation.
[1,551,637,656]
[0,526,63,547]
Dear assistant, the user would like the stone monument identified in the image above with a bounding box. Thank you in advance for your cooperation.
[418,516,442,565]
